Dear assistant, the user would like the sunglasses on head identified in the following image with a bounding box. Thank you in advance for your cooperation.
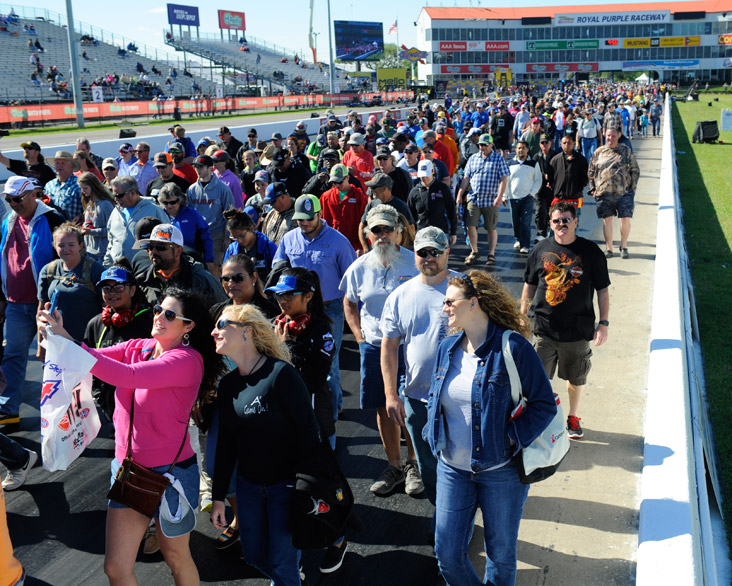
[220,274,247,283]
[153,304,192,322]
[416,248,443,258]
[4,193,29,204]
[148,243,171,252]
[216,318,245,330]
[370,225,395,235]
[551,217,573,225]
[101,283,128,294]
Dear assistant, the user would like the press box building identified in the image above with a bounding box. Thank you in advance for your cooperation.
[416,1,732,88]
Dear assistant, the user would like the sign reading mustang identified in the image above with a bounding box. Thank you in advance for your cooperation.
[438,41,510,51]
[526,63,598,73]
[218,10,246,31]
[166,3,200,27]
[555,10,670,26]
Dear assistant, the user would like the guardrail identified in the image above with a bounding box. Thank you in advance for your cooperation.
[636,94,728,584]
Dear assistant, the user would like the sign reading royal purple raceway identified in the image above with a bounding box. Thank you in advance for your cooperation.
[167,3,200,27]
[555,10,670,26]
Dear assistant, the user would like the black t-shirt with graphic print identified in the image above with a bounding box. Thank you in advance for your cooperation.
[524,236,610,342]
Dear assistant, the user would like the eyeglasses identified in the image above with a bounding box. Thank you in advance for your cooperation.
[148,243,172,252]
[4,193,30,204]
[370,225,395,235]
[216,318,245,330]
[443,297,470,308]
[113,190,130,199]
[416,248,443,258]
[220,274,247,283]
[551,217,573,225]
[153,304,192,322]
[159,200,179,206]
[101,283,128,294]
[274,291,303,302]
[229,232,251,241]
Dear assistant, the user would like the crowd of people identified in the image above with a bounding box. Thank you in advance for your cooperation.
[0,79,653,585]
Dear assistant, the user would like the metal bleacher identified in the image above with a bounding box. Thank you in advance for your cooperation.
[0,4,216,103]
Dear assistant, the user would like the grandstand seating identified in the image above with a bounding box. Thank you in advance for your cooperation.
[0,11,215,102]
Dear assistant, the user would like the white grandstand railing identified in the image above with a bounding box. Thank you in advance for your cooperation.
[194,31,309,64]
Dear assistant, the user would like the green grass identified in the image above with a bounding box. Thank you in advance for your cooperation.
[672,96,732,546]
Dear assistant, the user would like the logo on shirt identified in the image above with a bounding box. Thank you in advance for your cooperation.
[243,396,268,415]
[308,497,330,515]
[542,251,583,306]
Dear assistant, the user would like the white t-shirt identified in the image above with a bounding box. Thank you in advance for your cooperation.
[440,344,478,471]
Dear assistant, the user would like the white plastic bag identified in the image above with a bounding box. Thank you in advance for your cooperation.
[40,333,100,472]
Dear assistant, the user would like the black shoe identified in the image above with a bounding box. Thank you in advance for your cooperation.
[319,540,348,573]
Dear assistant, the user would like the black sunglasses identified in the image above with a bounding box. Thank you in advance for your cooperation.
[4,193,30,204]
[216,318,245,329]
[113,190,130,199]
[159,200,179,206]
[416,248,443,258]
[551,217,573,225]
[370,225,395,235]
[148,243,172,252]
[153,304,192,322]
[101,283,128,294]
[220,274,247,283]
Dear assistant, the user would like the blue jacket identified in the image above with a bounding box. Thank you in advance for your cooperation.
[169,205,214,263]
[424,321,557,473]
[1,202,64,298]
[223,231,278,280]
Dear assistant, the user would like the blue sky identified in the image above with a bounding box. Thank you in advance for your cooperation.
[19,0,664,61]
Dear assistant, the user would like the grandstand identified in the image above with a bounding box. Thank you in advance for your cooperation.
[166,32,348,95]
[0,4,216,103]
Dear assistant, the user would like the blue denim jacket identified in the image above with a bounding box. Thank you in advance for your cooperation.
[424,321,557,473]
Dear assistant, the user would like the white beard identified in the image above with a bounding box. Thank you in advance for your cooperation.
[369,240,399,268]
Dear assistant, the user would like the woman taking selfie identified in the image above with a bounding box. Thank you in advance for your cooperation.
[211,304,321,586]
[425,270,556,586]
[41,288,223,586]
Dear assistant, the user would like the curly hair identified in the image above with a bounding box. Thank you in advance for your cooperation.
[448,270,530,339]
[221,304,291,363]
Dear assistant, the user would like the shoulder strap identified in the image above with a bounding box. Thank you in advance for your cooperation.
[501,330,523,407]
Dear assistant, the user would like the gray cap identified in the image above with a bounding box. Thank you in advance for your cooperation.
[422,130,437,140]
[414,226,449,252]
[348,133,366,146]
[365,204,399,229]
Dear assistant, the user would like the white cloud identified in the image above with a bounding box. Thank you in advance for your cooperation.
[146,6,165,14]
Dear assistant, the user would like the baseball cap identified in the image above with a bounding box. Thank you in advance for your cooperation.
[365,204,398,230]
[375,146,392,159]
[196,138,211,148]
[262,182,287,204]
[254,170,269,184]
[320,148,339,160]
[153,152,173,167]
[168,142,184,154]
[417,160,434,178]
[292,194,322,221]
[96,267,132,286]
[218,126,230,135]
[348,133,366,146]
[119,143,134,153]
[159,477,196,538]
[404,144,420,154]
[422,130,437,141]
[28,178,43,190]
[211,150,230,163]
[316,134,327,147]
[247,128,258,137]
[478,134,493,146]
[19,141,41,151]
[3,176,34,196]
[414,226,449,253]
[133,216,162,241]
[102,158,118,170]
[329,163,349,183]
[271,147,288,166]
[327,114,337,121]
[467,128,482,137]
[191,155,213,167]
[539,134,551,143]
[134,223,184,249]
[531,117,541,123]
[271,132,283,141]
[295,121,307,131]
[265,274,316,296]
[364,172,393,189]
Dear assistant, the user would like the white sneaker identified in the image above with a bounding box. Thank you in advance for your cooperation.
[534,234,545,242]
[513,241,521,249]
[2,449,37,491]
[519,247,529,254]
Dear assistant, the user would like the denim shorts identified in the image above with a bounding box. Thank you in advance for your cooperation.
[596,192,634,219]
[359,341,405,409]
[108,456,199,522]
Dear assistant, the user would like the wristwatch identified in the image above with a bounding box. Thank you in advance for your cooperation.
[598,320,609,327]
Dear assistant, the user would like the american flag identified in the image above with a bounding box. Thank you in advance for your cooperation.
[388,21,398,35]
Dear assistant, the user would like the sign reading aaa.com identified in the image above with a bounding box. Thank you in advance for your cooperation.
[719,34,732,45]
[439,41,510,51]
[440,65,509,73]
[218,10,246,31]
[526,63,598,73]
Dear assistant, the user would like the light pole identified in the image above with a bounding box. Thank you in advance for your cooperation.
[65,0,84,128]
[327,0,335,98]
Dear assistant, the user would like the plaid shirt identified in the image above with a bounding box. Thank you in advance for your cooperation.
[602,110,623,132]
[463,149,510,207]
[44,175,82,220]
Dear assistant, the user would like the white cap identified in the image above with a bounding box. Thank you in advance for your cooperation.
[417,160,434,178]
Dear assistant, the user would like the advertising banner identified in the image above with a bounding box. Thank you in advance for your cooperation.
[439,41,510,51]
[399,47,427,62]
[624,38,651,48]
[719,34,732,45]
[622,60,700,70]
[440,64,508,74]
[526,63,598,73]
[653,36,700,47]
[555,10,669,26]
[525,40,598,50]
[218,10,246,31]
[376,68,407,90]
[167,3,200,27]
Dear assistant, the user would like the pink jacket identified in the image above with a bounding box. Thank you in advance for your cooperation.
[84,338,203,468]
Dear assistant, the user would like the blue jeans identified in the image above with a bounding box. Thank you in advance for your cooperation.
[324,298,344,420]
[0,432,30,469]
[553,128,564,151]
[435,459,529,586]
[236,476,301,586]
[0,303,38,415]
[580,137,596,162]
[404,395,436,505]
[508,196,533,249]
[651,116,661,136]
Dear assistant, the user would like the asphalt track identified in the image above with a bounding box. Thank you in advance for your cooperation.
[1,109,660,585]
